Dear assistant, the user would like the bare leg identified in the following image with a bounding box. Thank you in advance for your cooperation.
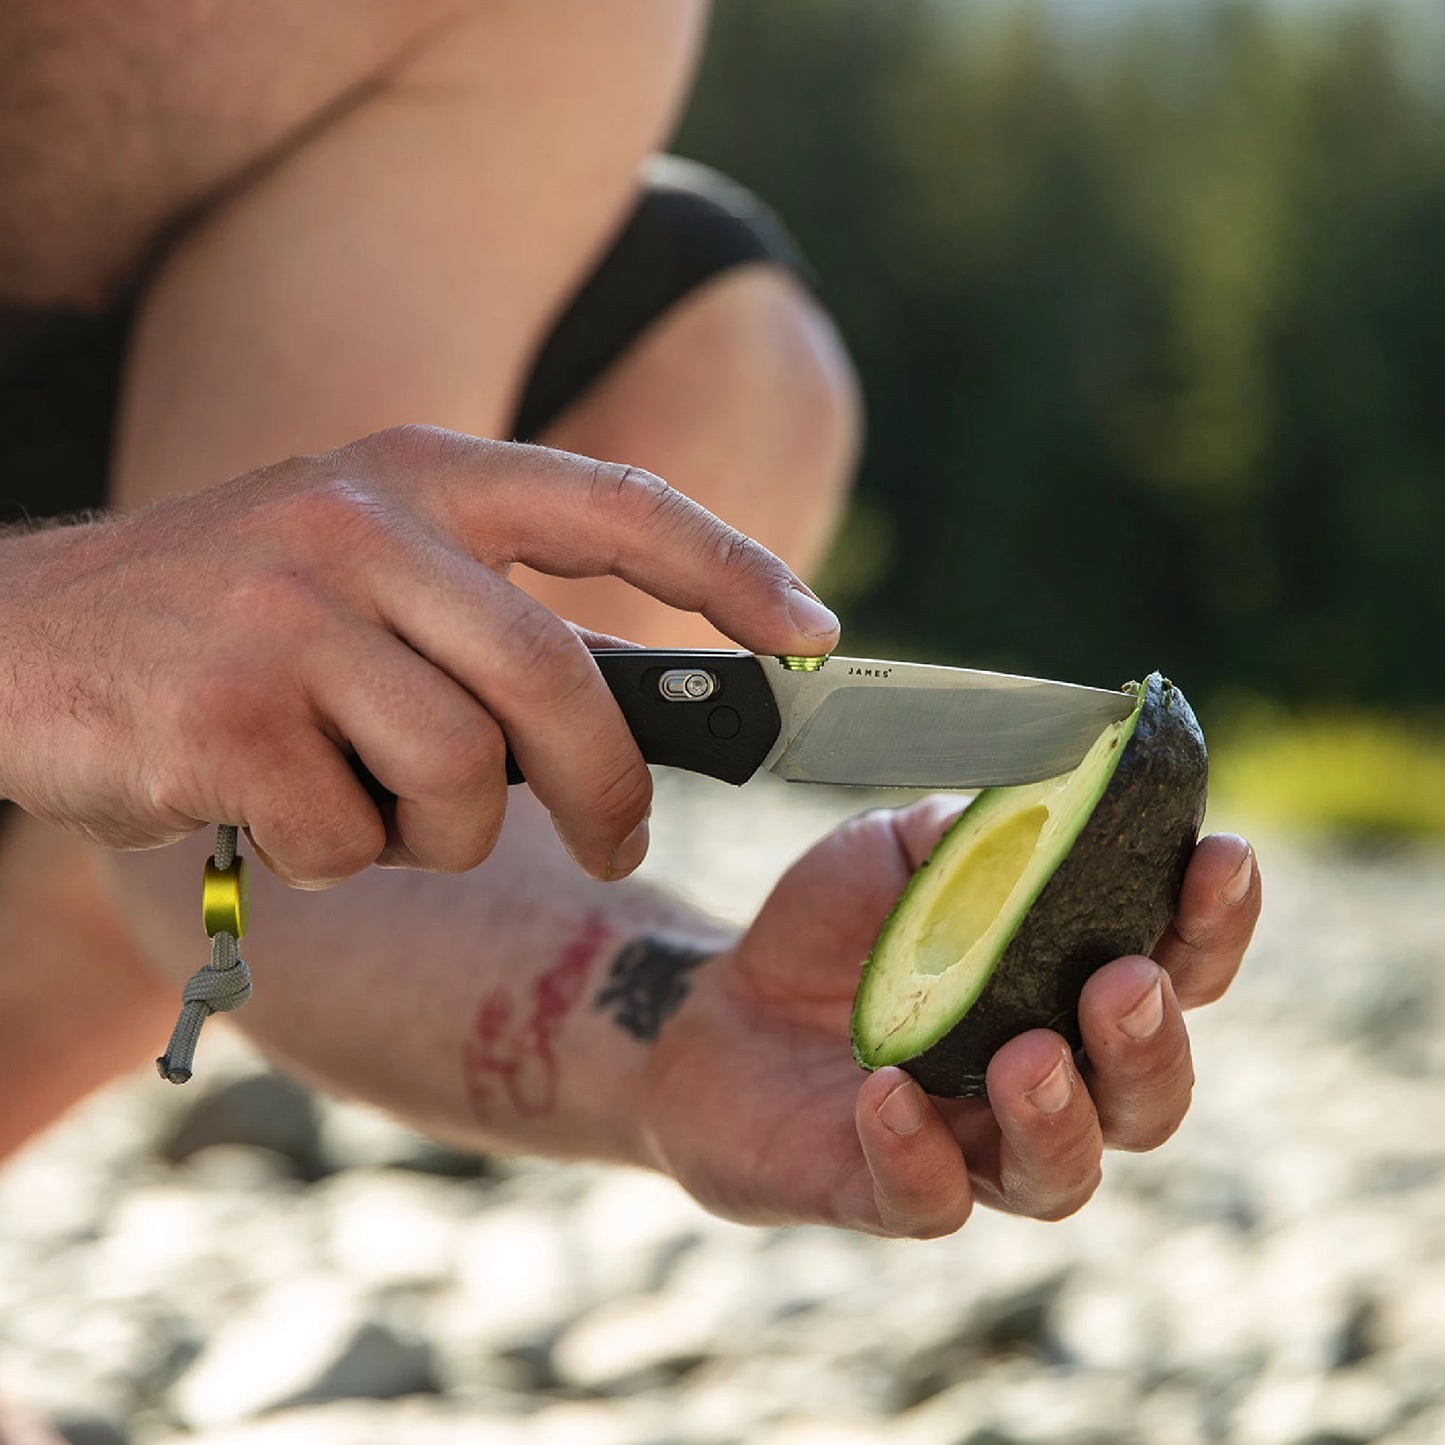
[110,1,709,497]
[0,1,712,1156]
[0,258,859,1155]
[0,809,174,1159]
[517,261,861,646]
[0,7,857,1150]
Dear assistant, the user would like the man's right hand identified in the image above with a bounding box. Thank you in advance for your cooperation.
[0,425,839,886]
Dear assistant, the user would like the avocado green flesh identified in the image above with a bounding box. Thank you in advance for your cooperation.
[849,671,1208,1098]
[853,692,1144,1069]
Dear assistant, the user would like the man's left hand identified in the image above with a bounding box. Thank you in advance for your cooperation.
[640,798,1260,1236]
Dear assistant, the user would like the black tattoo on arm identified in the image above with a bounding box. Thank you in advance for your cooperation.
[593,935,717,1042]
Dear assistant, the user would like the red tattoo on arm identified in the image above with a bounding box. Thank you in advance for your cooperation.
[462,912,612,1120]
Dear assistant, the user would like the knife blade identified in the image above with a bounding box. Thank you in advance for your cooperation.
[504,651,1135,790]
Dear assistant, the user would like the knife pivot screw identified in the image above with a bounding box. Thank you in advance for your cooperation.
[778,655,828,672]
[659,668,718,702]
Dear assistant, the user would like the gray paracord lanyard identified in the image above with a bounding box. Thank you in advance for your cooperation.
[156,824,253,1085]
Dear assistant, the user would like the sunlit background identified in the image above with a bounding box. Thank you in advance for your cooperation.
[679,0,1445,840]
[1,3,1443,1442]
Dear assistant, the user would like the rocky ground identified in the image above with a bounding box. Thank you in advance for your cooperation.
[1,773,1443,1445]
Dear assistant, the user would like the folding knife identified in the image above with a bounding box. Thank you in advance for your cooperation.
[506,651,1136,790]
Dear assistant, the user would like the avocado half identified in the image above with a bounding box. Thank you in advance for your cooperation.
[850,672,1207,1097]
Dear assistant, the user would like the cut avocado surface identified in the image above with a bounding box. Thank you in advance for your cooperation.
[851,672,1207,1097]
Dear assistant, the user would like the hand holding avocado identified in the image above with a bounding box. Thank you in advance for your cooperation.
[638,799,1258,1236]
[854,673,1208,1095]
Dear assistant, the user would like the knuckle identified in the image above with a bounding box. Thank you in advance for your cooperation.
[325,811,388,879]
[583,750,652,832]
[1169,914,1219,961]
[1139,1029,1195,1090]
[280,478,394,555]
[433,807,507,874]
[249,777,385,887]
[493,608,589,709]
[457,814,507,873]
[592,460,680,530]
[426,715,506,799]
[1108,1064,1195,1154]
[359,423,470,473]
[1000,1110,1104,1221]
[284,816,385,888]
[587,458,789,589]
[709,520,794,605]
[709,520,766,579]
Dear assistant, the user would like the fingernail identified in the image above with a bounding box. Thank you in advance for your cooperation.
[1221,846,1254,906]
[1025,1049,1074,1116]
[607,818,650,879]
[878,1077,926,1137]
[1118,973,1165,1040]
[787,587,840,639]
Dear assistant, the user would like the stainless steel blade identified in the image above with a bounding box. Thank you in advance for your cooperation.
[758,657,1136,788]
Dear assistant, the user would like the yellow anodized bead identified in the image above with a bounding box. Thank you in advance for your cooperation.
[203,857,250,940]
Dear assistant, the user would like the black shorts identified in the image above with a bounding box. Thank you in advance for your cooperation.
[0,157,811,528]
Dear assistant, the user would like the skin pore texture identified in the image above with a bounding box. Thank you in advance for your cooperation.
[0,0,1260,1255]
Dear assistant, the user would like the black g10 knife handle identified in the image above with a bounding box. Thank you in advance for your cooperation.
[504,650,782,788]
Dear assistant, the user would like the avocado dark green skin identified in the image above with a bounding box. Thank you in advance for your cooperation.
[900,673,1208,1098]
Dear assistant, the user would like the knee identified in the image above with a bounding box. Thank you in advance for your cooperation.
[536,256,863,578]
[699,263,863,503]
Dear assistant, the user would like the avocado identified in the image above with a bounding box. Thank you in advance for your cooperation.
[850,672,1207,1097]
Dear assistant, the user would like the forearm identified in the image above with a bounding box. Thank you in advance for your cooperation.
[0,519,100,804]
[107,794,735,1167]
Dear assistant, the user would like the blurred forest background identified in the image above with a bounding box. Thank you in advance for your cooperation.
[676,0,1445,836]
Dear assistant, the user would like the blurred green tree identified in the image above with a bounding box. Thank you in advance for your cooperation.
[675,0,1445,710]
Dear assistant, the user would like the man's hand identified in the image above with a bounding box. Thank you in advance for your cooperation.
[639,798,1260,1235]
[0,426,838,885]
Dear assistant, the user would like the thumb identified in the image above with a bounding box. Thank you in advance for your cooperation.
[890,793,972,870]
[750,795,971,984]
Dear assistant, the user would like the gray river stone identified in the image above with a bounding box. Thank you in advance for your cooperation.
[0,774,1439,1444]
